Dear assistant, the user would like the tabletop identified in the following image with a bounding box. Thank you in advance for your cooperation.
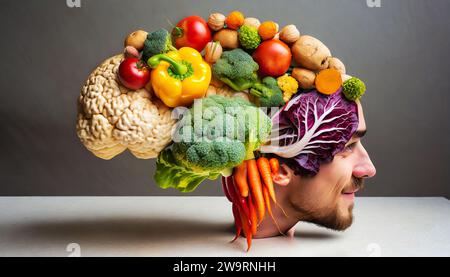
[0,197,449,257]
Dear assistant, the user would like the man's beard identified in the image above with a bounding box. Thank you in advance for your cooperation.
[293,177,364,231]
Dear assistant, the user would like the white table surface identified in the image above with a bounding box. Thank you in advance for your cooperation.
[0,197,449,257]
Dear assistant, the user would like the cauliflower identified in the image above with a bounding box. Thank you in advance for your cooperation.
[76,54,176,160]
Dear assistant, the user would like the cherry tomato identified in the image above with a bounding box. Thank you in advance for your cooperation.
[172,15,212,52]
[118,58,150,90]
[252,39,292,77]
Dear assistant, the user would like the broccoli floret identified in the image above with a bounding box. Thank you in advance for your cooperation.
[343,77,366,101]
[142,28,176,62]
[212,49,259,91]
[173,139,246,173]
[238,25,261,51]
[250,77,285,107]
[154,95,272,192]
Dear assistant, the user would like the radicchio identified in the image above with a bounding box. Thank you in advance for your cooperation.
[260,89,358,175]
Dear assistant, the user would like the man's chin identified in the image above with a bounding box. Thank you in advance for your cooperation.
[308,204,354,231]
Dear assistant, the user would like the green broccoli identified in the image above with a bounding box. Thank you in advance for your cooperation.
[141,28,176,62]
[212,49,259,91]
[250,77,285,107]
[342,77,366,101]
[154,95,272,192]
[238,25,261,51]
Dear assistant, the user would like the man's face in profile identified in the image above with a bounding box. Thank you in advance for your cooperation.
[275,101,376,232]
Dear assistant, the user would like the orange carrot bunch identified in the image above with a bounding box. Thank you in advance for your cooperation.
[222,157,284,251]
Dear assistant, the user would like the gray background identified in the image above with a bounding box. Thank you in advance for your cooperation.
[0,0,449,197]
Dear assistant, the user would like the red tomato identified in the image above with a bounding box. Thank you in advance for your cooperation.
[118,58,150,90]
[252,40,292,77]
[172,15,212,52]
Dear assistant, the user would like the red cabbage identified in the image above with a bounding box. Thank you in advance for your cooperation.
[260,89,358,175]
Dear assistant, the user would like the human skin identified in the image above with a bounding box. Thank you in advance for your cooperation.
[254,101,377,238]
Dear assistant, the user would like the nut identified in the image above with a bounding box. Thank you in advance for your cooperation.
[208,13,226,31]
[279,25,300,44]
[123,46,140,58]
[204,42,223,64]
[243,17,261,29]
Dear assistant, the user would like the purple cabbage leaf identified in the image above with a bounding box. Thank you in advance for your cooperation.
[260,89,359,175]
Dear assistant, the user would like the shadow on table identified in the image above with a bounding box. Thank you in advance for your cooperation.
[8,216,339,255]
[12,216,233,245]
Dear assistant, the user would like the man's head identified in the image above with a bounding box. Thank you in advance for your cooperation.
[257,100,376,237]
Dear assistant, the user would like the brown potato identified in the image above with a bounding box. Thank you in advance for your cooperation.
[292,35,331,71]
[124,30,148,51]
[291,68,316,89]
[213,29,239,49]
[328,57,346,74]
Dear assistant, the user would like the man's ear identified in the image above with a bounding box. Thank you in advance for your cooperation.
[272,164,293,187]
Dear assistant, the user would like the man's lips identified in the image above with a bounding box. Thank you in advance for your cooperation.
[342,188,359,194]
[341,188,359,200]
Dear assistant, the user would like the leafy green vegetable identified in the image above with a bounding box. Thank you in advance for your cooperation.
[154,95,272,192]
[250,77,285,107]
[212,49,259,91]
[154,148,218,193]
[142,28,176,62]
[238,25,261,51]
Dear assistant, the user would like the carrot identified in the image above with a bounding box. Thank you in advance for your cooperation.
[229,176,251,224]
[263,186,284,235]
[269,158,279,175]
[234,162,249,197]
[258,21,278,40]
[231,204,242,243]
[315,68,343,95]
[225,11,244,30]
[247,159,265,222]
[257,157,277,204]
[225,176,247,221]
[248,194,258,235]
[239,210,252,251]
[221,176,232,202]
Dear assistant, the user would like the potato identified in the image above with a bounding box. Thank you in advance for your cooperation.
[213,29,239,49]
[124,30,148,51]
[291,35,331,71]
[291,68,316,89]
[328,57,346,74]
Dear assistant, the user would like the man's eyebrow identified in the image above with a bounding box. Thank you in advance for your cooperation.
[353,130,367,139]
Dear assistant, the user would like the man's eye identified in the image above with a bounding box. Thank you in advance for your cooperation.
[344,142,357,152]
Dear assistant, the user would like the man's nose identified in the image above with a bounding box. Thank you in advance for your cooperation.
[353,145,376,179]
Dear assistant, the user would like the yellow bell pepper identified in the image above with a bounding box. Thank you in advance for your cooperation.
[147,47,211,107]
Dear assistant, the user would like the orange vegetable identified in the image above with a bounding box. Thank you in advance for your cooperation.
[263,186,284,235]
[225,11,245,30]
[269,158,279,175]
[248,194,258,235]
[258,21,278,40]
[234,162,249,197]
[263,186,273,219]
[239,210,252,251]
[247,159,265,222]
[257,157,276,204]
[231,204,242,243]
[315,68,343,95]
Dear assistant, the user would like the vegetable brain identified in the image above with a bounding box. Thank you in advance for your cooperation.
[76,55,176,160]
